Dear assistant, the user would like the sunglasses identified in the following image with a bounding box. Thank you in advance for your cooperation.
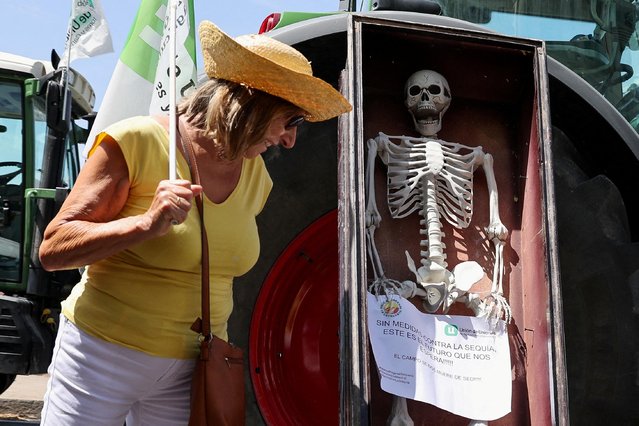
[285,115,306,129]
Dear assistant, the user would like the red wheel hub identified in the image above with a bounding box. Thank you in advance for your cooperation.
[249,210,338,425]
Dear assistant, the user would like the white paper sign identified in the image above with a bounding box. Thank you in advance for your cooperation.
[367,292,511,421]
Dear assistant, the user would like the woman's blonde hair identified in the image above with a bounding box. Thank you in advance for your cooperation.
[177,79,301,160]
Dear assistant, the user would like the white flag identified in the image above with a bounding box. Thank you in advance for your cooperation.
[61,0,114,65]
[149,0,197,114]
[84,0,197,158]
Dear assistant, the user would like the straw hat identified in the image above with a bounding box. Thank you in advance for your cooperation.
[199,21,352,122]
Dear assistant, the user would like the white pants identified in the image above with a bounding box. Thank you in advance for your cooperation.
[41,315,195,426]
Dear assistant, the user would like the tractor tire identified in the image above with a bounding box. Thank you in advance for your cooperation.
[0,373,16,395]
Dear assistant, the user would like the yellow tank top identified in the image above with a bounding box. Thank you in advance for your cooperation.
[62,116,272,358]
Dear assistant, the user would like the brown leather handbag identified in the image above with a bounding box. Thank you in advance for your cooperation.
[179,121,246,426]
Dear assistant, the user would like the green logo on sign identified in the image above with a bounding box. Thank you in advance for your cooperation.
[444,324,459,336]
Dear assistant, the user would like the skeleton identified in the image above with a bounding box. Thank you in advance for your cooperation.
[366,70,510,426]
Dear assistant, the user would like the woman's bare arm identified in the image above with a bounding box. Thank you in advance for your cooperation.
[39,136,201,271]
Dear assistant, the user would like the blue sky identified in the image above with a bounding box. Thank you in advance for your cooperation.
[2,0,343,110]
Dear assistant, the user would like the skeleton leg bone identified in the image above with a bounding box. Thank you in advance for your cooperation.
[386,395,414,426]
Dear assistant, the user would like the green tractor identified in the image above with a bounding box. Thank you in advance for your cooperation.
[0,51,94,394]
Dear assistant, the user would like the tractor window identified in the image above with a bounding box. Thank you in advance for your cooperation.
[0,80,24,281]
[440,0,639,132]
[64,121,85,188]
[33,101,81,190]
[33,97,46,189]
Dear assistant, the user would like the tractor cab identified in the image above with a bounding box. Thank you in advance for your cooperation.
[0,52,94,393]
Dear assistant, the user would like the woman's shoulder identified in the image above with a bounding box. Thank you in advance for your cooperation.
[104,116,165,141]
[243,154,268,178]
[100,116,169,170]
[243,155,272,190]
[239,155,272,212]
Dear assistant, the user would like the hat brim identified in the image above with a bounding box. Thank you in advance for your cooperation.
[199,21,351,122]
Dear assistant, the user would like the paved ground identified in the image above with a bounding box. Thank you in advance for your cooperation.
[0,375,47,422]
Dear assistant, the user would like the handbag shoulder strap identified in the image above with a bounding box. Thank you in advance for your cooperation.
[176,118,211,339]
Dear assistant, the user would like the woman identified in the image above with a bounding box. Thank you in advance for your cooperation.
[38,21,350,426]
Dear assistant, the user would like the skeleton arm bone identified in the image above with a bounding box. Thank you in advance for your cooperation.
[366,228,385,281]
[365,137,385,281]
[480,153,508,242]
[365,135,386,231]
[478,152,509,296]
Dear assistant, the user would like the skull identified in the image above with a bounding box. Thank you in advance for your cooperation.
[404,70,451,137]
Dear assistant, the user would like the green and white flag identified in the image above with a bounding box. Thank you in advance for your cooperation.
[85,0,197,157]
[61,0,114,64]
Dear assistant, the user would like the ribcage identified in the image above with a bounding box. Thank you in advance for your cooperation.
[383,137,478,229]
